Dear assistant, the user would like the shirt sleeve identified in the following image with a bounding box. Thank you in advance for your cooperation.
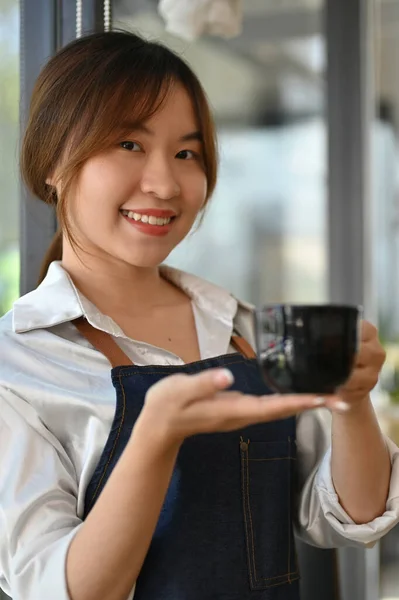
[295,408,399,548]
[0,387,82,600]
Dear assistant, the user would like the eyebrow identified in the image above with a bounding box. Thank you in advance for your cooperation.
[120,122,203,143]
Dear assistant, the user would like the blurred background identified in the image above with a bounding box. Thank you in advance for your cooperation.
[1,0,399,598]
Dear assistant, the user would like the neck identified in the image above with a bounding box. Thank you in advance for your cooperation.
[61,242,169,317]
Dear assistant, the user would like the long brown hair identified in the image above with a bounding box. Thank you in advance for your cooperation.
[20,31,218,284]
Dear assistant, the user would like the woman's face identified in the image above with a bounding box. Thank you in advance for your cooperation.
[65,84,208,268]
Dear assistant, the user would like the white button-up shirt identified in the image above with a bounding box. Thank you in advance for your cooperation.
[1,261,399,600]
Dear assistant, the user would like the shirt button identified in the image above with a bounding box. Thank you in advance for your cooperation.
[240,441,249,452]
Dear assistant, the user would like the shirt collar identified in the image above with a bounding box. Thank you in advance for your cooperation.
[13,261,238,336]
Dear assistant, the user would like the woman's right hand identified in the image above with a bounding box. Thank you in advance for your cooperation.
[136,368,334,449]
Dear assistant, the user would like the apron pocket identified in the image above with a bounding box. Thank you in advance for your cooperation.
[240,437,299,590]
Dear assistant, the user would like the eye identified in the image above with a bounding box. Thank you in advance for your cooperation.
[176,149,198,160]
[120,141,141,152]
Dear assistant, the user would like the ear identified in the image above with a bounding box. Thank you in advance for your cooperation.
[46,167,58,186]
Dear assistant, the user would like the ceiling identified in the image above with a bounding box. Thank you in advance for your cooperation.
[114,0,399,126]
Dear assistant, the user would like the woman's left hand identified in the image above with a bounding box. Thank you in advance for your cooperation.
[327,320,386,412]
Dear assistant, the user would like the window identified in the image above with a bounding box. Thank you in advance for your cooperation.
[0,0,19,316]
[373,1,399,598]
[113,0,327,306]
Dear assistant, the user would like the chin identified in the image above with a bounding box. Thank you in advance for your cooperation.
[121,249,173,269]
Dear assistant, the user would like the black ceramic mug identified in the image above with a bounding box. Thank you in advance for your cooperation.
[254,304,361,394]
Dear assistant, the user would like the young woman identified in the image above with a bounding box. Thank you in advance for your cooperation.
[0,31,398,600]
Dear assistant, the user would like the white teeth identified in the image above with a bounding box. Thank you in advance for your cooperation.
[121,210,172,226]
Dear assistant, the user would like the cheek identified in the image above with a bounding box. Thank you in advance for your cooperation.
[81,159,120,198]
[183,171,208,212]
[74,158,134,217]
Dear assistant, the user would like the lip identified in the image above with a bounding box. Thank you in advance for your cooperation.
[121,212,175,237]
[121,208,177,218]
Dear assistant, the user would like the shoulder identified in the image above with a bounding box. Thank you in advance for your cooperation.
[0,308,18,358]
[0,307,13,333]
[0,304,39,356]
[0,305,71,391]
[0,261,84,386]
[0,310,37,418]
[232,296,256,348]
[0,308,33,386]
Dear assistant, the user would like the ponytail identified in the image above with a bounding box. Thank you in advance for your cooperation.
[37,229,63,285]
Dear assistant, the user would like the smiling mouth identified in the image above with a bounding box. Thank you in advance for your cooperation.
[120,209,175,226]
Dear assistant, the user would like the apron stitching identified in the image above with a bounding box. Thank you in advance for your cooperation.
[115,359,252,379]
[290,436,300,578]
[241,445,255,589]
[287,436,292,584]
[248,457,297,462]
[245,446,259,584]
[260,573,300,582]
[243,437,299,584]
[260,574,300,583]
[88,373,127,510]
[264,575,300,588]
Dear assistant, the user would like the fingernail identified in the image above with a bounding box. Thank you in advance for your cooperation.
[332,400,351,413]
[313,397,326,406]
[215,369,234,386]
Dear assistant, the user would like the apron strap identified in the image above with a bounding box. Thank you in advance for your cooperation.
[74,318,133,368]
[74,318,256,368]
[230,335,256,359]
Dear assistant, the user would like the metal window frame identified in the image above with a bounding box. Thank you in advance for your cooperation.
[19,0,108,295]
[19,0,59,295]
[326,1,379,600]
[327,0,375,318]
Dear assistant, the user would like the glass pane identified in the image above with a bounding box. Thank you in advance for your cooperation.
[113,0,327,306]
[0,0,19,316]
[373,2,399,598]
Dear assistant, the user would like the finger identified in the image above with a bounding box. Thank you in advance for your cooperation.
[360,320,378,342]
[355,342,386,368]
[323,397,352,412]
[342,366,380,391]
[189,393,332,428]
[148,368,235,404]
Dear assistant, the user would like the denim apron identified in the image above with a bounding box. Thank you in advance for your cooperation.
[75,319,300,600]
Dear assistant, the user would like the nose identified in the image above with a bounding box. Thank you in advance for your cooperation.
[140,153,180,200]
